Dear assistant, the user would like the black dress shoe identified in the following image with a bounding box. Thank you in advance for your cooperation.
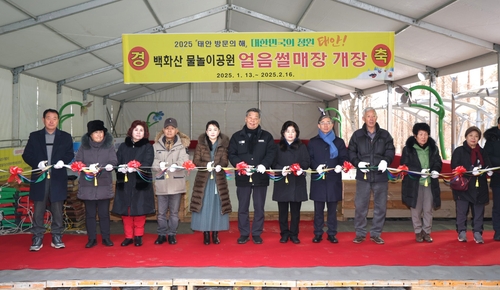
[154,235,166,245]
[85,239,97,248]
[121,238,133,247]
[237,235,250,244]
[203,231,211,245]
[312,235,323,243]
[327,235,338,243]
[168,235,177,245]
[134,236,143,247]
[252,235,263,244]
[290,236,300,244]
[279,235,289,243]
[212,231,220,244]
[102,238,114,247]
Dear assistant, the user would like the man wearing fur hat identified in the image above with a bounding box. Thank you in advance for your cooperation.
[483,117,500,241]
[153,117,190,245]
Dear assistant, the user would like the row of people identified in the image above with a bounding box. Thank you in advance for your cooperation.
[22,108,500,251]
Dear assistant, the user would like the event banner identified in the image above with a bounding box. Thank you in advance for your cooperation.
[122,32,394,83]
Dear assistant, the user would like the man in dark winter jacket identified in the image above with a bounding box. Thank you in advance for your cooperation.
[348,107,395,245]
[483,116,500,241]
[228,108,277,244]
[22,109,74,251]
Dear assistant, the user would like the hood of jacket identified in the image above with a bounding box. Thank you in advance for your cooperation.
[154,130,191,148]
[80,132,114,150]
[197,133,230,148]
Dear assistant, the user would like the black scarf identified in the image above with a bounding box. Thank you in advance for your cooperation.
[245,126,258,154]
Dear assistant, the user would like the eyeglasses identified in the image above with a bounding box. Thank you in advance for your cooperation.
[319,122,332,125]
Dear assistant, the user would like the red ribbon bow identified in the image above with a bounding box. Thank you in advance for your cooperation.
[71,161,86,172]
[183,160,196,171]
[236,161,249,175]
[8,166,23,184]
[342,161,354,173]
[290,163,301,176]
[127,160,141,169]
[453,166,467,176]
[397,165,409,176]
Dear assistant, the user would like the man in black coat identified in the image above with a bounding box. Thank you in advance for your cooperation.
[22,109,74,251]
[228,108,277,244]
[483,116,500,241]
[348,107,395,245]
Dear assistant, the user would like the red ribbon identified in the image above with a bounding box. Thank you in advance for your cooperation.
[71,161,86,172]
[127,160,141,169]
[453,165,467,176]
[236,161,249,175]
[290,163,301,176]
[342,161,354,173]
[183,160,196,171]
[397,165,409,176]
[8,166,23,184]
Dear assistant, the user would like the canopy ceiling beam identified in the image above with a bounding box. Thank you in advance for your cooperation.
[334,0,495,51]
[60,62,123,85]
[230,5,312,32]
[0,0,119,35]
[15,5,228,72]
[264,82,324,102]
[88,78,124,92]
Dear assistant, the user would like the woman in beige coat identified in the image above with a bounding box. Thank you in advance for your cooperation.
[153,117,190,245]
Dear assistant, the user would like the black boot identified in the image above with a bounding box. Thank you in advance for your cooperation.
[154,235,166,245]
[121,238,133,246]
[85,239,97,248]
[203,231,210,245]
[212,231,220,244]
[134,236,143,247]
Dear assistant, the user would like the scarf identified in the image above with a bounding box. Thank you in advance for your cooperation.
[469,145,484,167]
[318,129,338,159]
[245,126,258,154]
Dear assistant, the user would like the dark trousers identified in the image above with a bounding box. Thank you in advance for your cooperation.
[492,187,500,233]
[277,201,302,237]
[84,199,111,240]
[313,201,338,236]
[455,199,485,233]
[237,186,267,237]
[32,182,64,237]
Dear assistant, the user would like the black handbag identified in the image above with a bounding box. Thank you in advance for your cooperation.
[449,175,469,191]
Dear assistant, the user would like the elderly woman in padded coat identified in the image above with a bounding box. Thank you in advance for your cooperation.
[111,120,155,247]
[75,120,118,248]
[400,123,442,243]
[190,120,232,245]
[451,126,492,244]
[308,115,349,244]
[272,120,310,244]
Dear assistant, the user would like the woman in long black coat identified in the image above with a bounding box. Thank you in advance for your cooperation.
[400,123,442,243]
[111,120,155,247]
[272,121,310,244]
[308,115,348,244]
[451,126,491,244]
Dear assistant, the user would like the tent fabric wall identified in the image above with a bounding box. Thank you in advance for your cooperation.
[19,74,38,141]
[0,68,13,143]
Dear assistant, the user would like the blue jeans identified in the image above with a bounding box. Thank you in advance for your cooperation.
[156,194,181,236]
[354,180,388,237]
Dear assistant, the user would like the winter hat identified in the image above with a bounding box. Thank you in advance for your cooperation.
[412,122,430,136]
[164,117,178,128]
[87,120,107,135]
[465,126,481,140]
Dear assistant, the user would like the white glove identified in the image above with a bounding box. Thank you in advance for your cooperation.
[215,165,222,172]
[169,164,177,172]
[420,168,429,178]
[206,161,214,172]
[358,161,370,173]
[431,170,439,179]
[282,166,290,176]
[88,163,99,174]
[378,160,388,172]
[488,170,494,177]
[316,164,326,174]
[245,169,253,176]
[256,164,266,174]
[105,164,114,171]
[159,161,167,171]
[127,167,137,173]
[38,160,48,170]
[334,165,342,174]
[117,167,127,173]
[472,167,480,176]
[53,160,64,169]
[296,169,303,176]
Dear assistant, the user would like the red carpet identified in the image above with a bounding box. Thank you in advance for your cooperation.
[1,221,499,270]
